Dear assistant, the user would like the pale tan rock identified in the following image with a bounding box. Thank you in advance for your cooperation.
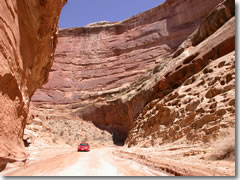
[125,0,235,147]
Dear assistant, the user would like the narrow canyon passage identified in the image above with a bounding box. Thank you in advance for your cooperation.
[0,0,235,176]
[30,0,228,148]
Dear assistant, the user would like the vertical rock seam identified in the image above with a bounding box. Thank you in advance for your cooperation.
[0,0,66,170]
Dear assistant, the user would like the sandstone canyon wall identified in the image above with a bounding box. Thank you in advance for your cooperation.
[32,0,226,144]
[0,0,66,169]
[125,0,235,147]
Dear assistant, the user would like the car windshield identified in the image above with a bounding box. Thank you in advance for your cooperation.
[80,143,88,146]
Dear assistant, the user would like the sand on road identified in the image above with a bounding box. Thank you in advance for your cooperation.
[2,147,167,176]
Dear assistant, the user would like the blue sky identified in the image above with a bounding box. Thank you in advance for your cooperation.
[59,0,165,28]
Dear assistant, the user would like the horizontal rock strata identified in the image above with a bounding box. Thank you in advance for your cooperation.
[125,0,235,147]
[31,0,225,144]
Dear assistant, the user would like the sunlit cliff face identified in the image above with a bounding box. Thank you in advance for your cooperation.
[31,0,226,145]
[0,0,66,167]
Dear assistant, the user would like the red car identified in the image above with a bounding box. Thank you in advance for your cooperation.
[78,143,90,152]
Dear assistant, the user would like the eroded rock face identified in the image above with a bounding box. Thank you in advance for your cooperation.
[31,0,224,144]
[0,0,65,168]
[125,0,235,147]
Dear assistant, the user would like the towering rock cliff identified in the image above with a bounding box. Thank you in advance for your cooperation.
[125,0,235,147]
[32,0,226,144]
[0,0,66,169]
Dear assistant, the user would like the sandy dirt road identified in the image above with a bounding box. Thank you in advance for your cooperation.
[2,147,168,176]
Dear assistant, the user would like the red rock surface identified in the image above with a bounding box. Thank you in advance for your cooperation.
[31,0,225,144]
[125,0,235,147]
[0,0,66,169]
